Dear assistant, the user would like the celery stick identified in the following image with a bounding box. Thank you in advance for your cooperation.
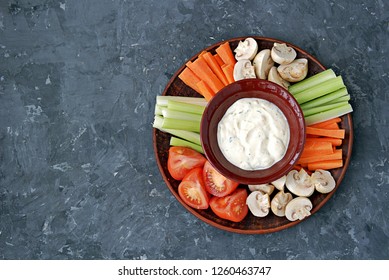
[294,76,345,105]
[300,87,348,110]
[288,69,336,95]
[153,116,201,145]
[170,137,204,154]
[153,115,164,129]
[303,101,349,117]
[326,94,350,104]
[167,100,205,115]
[154,104,165,116]
[162,117,200,133]
[161,108,202,122]
[156,96,208,107]
[164,129,201,145]
[305,103,353,126]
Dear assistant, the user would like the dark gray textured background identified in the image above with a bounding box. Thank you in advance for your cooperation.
[0,0,388,259]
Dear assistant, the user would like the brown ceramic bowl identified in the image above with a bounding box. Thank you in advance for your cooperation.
[153,36,353,234]
[201,79,305,185]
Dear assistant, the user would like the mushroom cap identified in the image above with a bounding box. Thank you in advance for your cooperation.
[248,183,275,195]
[268,66,290,90]
[311,169,336,194]
[285,169,314,197]
[271,175,287,191]
[246,191,270,217]
[233,59,256,81]
[253,49,274,79]
[285,197,313,222]
[234,37,258,61]
[277,58,308,82]
[271,42,297,65]
[271,191,293,217]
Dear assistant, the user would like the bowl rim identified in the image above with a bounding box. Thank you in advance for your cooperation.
[200,78,306,185]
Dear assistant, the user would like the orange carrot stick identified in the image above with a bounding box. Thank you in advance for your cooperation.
[302,141,333,152]
[221,64,235,84]
[201,52,229,86]
[305,137,343,147]
[320,122,339,129]
[214,54,224,67]
[306,126,345,139]
[310,117,342,128]
[308,159,343,171]
[178,67,201,93]
[196,80,215,102]
[298,149,342,165]
[215,42,236,66]
[301,143,334,158]
[186,56,224,94]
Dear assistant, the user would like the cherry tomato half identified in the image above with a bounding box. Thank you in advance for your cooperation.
[203,161,239,197]
[167,146,206,181]
[178,167,209,210]
[209,188,248,222]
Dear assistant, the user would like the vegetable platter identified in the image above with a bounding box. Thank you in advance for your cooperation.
[153,36,353,234]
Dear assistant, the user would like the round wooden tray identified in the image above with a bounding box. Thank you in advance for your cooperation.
[153,36,353,234]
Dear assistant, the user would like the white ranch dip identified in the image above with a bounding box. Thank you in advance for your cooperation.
[217,98,290,170]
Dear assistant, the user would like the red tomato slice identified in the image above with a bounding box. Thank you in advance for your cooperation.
[167,146,206,180]
[209,188,248,222]
[178,167,209,209]
[203,161,239,197]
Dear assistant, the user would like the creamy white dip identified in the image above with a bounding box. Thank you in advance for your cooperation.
[217,98,290,170]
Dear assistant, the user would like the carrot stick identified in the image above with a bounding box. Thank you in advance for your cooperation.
[215,42,236,66]
[305,137,343,147]
[298,149,342,165]
[301,144,334,158]
[308,159,343,171]
[201,52,229,86]
[310,117,342,128]
[178,67,201,93]
[306,126,345,139]
[320,122,339,129]
[221,64,235,84]
[302,141,333,152]
[196,80,215,101]
[186,56,224,94]
[214,54,224,67]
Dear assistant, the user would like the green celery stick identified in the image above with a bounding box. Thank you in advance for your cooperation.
[156,96,207,107]
[303,101,349,117]
[326,95,351,104]
[170,137,204,154]
[300,87,348,110]
[288,69,336,95]
[162,117,200,133]
[154,104,165,116]
[294,76,345,105]
[305,103,353,126]
[167,100,205,115]
[161,108,202,122]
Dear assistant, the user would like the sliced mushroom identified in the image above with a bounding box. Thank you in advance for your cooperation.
[246,191,270,217]
[271,43,297,65]
[252,49,274,79]
[233,59,256,81]
[271,175,287,191]
[285,197,313,221]
[285,169,314,197]
[268,66,290,89]
[234,37,258,61]
[271,191,293,217]
[248,184,275,195]
[277,58,308,82]
[311,169,336,194]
